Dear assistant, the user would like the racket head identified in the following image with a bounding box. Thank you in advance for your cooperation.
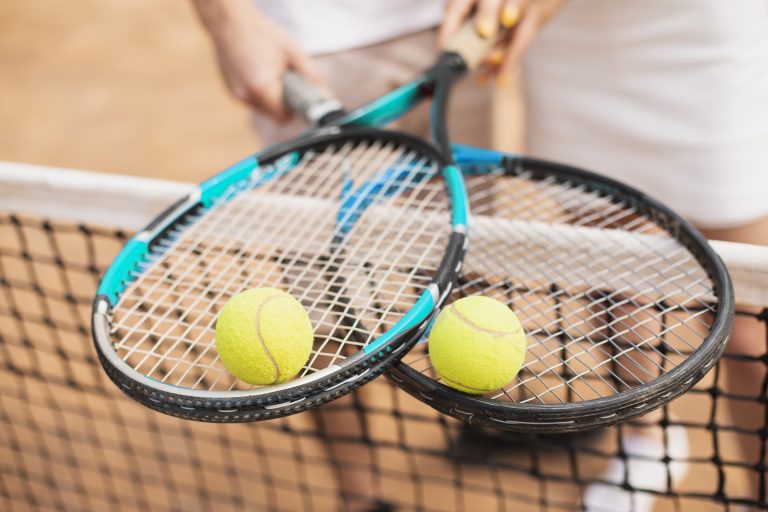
[388,145,734,433]
[92,128,468,422]
[93,21,498,422]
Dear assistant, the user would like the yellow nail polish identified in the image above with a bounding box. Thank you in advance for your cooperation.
[501,6,520,28]
[497,74,510,87]
[487,51,504,66]
[476,20,497,39]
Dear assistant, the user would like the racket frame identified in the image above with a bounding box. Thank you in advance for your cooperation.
[92,83,470,421]
[387,144,735,433]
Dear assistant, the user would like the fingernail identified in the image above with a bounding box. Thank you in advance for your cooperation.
[497,74,510,87]
[476,20,497,39]
[501,6,520,28]
[487,51,504,66]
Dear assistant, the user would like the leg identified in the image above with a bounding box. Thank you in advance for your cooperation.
[582,302,691,512]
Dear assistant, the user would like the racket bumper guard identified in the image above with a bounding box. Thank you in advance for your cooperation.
[96,239,149,304]
[199,156,258,207]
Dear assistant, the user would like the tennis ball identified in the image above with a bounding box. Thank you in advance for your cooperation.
[428,296,526,394]
[215,287,313,385]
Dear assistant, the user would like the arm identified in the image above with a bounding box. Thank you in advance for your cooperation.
[190,0,325,121]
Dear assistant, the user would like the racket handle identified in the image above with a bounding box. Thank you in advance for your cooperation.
[283,71,343,126]
[444,21,504,69]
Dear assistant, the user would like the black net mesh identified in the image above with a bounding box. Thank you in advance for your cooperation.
[1,211,766,511]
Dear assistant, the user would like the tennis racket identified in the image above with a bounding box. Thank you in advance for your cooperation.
[386,145,735,433]
[91,24,499,422]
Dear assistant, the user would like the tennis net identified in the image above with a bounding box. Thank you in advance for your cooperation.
[1,162,766,511]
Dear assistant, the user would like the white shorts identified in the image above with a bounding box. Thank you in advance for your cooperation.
[523,0,768,228]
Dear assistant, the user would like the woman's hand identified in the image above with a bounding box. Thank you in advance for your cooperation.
[439,0,566,83]
[191,0,325,121]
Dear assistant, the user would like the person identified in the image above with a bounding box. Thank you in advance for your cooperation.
[193,0,768,510]
[190,0,563,147]
[520,2,768,509]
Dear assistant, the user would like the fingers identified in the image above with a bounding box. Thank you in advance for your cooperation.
[442,0,512,44]
[256,43,326,122]
[252,74,290,122]
[281,44,334,121]
[475,0,522,83]
[474,0,504,38]
[476,0,564,84]
[500,0,523,28]
[476,47,503,84]
[439,0,475,47]
[497,8,537,82]
[230,52,290,122]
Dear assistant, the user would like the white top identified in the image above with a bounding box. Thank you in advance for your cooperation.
[255,0,445,55]
[523,0,768,228]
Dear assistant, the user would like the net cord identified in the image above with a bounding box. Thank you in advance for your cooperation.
[3,163,766,307]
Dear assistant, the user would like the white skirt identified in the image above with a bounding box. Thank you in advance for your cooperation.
[523,0,768,228]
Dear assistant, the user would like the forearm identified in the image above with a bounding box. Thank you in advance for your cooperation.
[190,0,265,46]
[189,0,323,119]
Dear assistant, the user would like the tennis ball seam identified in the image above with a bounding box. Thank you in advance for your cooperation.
[253,294,288,384]
[449,304,523,338]
[440,373,496,393]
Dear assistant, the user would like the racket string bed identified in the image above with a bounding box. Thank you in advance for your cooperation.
[109,139,452,392]
[399,164,726,422]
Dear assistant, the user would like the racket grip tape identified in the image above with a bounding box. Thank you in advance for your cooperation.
[283,71,343,126]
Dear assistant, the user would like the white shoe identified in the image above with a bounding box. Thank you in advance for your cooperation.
[582,422,689,512]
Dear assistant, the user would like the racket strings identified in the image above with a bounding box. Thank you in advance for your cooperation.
[116,142,388,386]
[110,139,452,391]
[407,170,717,405]
[465,261,677,397]
[488,189,713,403]
[502,175,713,306]
[115,145,367,376]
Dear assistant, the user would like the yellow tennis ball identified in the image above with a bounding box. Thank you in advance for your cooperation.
[215,287,313,385]
[428,296,526,394]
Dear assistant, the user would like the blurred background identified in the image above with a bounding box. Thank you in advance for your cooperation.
[1,2,764,511]
[0,0,257,181]
[0,0,521,180]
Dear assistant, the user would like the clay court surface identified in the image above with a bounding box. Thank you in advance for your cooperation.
[0,0,257,182]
